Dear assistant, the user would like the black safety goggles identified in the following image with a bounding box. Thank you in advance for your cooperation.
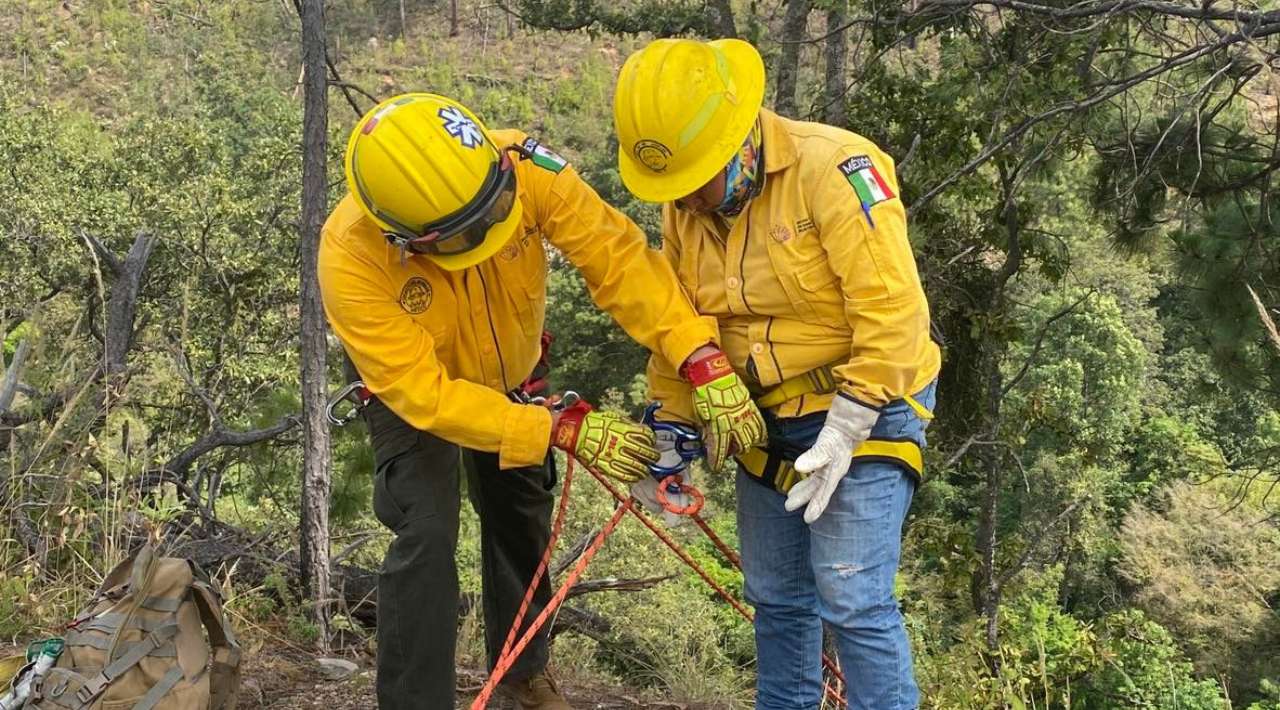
[373,144,528,257]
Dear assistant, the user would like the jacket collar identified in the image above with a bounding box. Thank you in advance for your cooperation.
[760,109,797,175]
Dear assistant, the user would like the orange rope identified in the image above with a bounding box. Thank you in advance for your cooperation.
[470,456,848,708]
[470,458,631,709]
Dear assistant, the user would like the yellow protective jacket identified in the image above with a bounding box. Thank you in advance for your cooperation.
[320,128,717,469]
[648,110,941,421]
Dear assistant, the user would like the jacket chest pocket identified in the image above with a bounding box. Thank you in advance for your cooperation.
[791,257,843,319]
[771,238,840,321]
[500,232,547,337]
[398,274,456,348]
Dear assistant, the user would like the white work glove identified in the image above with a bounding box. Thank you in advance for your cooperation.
[785,395,880,524]
[629,424,697,528]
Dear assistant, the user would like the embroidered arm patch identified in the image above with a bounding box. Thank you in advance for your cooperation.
[838,155,896,228]
[521,137,567,174]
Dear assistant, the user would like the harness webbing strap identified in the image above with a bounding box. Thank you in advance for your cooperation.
[130,665,185,710]
[63,632,177,658]
[75,623,179,706]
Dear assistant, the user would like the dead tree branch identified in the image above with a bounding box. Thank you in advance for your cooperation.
[0,338,32,415]
[566,575,676,600]
[164,414,300,480]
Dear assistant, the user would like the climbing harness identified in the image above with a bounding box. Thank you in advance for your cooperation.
[469,399,850,709]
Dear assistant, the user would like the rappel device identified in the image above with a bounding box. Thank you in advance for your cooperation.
[641,403,706,516]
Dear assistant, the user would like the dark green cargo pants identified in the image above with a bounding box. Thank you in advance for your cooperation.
[361,394,555,709]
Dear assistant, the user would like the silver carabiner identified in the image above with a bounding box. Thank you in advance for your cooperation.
[326,381,371,427]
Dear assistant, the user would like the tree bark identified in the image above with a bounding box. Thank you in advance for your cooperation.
[775,0,812,117]
[299,0,333,653]
[973,165,1023,669]
[708,0,737,38]
[84,231,157,381]
[823,3,848,125]
[0,338,31,415]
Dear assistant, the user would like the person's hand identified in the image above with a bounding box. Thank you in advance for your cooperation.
[550,400,658,483]
[680,346,765,470]
[785,395,879,524]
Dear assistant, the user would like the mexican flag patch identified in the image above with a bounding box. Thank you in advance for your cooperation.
[521,137,567,174]
[838,155,895,227]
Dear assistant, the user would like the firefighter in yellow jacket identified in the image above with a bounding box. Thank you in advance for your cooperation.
[614,41,941,709]
[319,93,764,710]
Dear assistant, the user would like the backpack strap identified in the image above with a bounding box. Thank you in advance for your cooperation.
[73,622,179,706]
[191,579,241,710]
[105,543,159,664]
[128,665,185,710]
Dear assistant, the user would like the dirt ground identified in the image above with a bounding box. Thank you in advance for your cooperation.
[238,644,699,709]
[1,642,707,709]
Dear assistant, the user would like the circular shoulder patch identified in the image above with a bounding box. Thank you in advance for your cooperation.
[399,277,433,314]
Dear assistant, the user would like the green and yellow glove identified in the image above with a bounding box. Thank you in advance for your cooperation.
[681,347,766,470]
[551,400,658,483]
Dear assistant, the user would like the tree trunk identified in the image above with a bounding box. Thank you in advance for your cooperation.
[774,0,811,117]
[822,4,847,125]
[399,0,407,38]
[450,0,459,37]
[973,169,1023,670]
[299,0,333,653]
[708,0,737,38]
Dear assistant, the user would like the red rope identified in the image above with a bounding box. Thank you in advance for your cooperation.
[470,458,631,709]
[470,456,847,709]
[584,471,846,709]
[492,449,578,664]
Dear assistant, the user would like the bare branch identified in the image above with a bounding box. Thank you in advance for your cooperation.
[80,230,122,276]
[0,338,32,415]
[552,529,598,578]
[1247,283,1280,356]
[1001,290,1095,397]
[995,495,1091,591]
[566,574,676,599]
[169,342,220,424]
[164,414,301,480]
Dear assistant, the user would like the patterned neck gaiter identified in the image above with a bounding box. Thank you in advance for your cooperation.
[715,119,766,217]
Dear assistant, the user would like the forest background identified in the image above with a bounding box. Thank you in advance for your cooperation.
[2,0,1279,707]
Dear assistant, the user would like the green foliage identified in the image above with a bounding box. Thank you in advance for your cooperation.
[1,1,1278,706]
[1117,481,1280,705]
[1077,610,1226,709]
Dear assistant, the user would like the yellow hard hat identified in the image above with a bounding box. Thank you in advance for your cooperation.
[613,39,765,203]
[345,93,523,271]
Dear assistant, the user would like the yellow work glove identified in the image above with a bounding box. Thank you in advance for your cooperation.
[551,400,658,483]
[680,347,766,471]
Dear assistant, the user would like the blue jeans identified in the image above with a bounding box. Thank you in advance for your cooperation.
[737,381,936,710]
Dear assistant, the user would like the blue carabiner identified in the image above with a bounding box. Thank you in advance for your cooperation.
[642,403,705,487]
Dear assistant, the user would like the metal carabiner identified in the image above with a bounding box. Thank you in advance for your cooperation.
[325,381,372,427]
[641,402,704,480]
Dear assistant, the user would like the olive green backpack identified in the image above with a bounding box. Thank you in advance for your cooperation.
[24,543,241,710]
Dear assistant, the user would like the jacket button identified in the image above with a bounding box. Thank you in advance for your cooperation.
[727,277,740,289]
[751,343,764,354]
